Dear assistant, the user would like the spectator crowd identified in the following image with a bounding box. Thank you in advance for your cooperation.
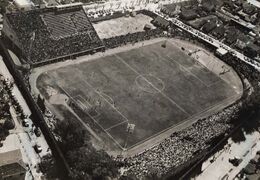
[103,29,164,49]
[6,8,104,66]
[123,103,241,179]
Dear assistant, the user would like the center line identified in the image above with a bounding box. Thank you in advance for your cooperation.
[114,54,190,116]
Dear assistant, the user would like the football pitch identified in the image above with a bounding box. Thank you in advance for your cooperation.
[36,40,241,151]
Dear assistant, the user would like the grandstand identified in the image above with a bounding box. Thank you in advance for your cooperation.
[2,4,104,66]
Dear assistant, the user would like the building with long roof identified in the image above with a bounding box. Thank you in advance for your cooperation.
[0,134,26,180]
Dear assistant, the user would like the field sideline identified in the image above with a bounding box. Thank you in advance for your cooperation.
[31,38,243,156]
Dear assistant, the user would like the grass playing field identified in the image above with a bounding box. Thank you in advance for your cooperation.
[36,40,240,152]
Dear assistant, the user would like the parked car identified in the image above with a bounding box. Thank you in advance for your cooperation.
[229,157,242,167]
[34,127,42,137]
[22,119,29,127]
[34,144,42,153]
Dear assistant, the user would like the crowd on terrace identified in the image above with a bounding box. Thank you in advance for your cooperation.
[42,9,95,39]
[103,28,164,49]
[6,8,103,65]
[123,104,240,178]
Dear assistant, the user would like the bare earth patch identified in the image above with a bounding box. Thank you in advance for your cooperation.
[93,13,156,39]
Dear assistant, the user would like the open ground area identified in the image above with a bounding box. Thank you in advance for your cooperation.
[93,13,156,39]
[35,39,242,155]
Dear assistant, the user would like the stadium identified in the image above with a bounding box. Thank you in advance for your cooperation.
[34,38,242,154]
[2,2,244,179]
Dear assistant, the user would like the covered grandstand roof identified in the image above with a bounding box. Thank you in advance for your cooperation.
[3,6,104,66]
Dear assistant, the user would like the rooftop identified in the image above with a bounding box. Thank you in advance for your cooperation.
[14,0,32,8]
[0,134,24,170]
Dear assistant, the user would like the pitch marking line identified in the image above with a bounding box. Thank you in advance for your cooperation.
[74,95,91,105]
[207,79,222,88]
[99,92,115,106]
[164,54,210,87]
[58,86,102,141]
[105,120,128,131]
[74,94,129,132]
[73,95,101,117]
[73,96,100,118]
[126,92,239,150]
[135,74,165,94]
[81,79,130,123]
[59,85,124,150]
[114,54,190,116]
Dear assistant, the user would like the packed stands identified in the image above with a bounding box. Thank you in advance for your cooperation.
[123,104,240,179]
[4,5,104,66]
[103,29,163,49]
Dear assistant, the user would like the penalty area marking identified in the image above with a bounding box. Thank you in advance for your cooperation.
[73,94,101,118]
[58,85,125,150]
[74,94,129,132]
[105,120,128,131]
[81,79,130,123]
[98,91,115,107]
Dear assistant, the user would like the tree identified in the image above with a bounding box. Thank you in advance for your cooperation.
[0,124,9,140]
[3,119,15,130]
[54,119,120,180]
[39,154,60,179]
[54,120,90,152]
[67,148,119,180]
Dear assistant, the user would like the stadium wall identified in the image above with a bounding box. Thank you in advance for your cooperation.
[30,45,105,68]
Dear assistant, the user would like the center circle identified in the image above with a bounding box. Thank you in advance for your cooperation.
[135,74,165,94]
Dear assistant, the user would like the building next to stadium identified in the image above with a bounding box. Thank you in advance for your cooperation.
[2,2,105,67]
[0,134,26,180]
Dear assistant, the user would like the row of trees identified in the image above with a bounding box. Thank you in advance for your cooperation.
[0,76,16,145]
[40,118,120,180]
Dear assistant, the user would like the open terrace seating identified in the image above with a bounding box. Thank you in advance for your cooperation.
[6,7,104,65]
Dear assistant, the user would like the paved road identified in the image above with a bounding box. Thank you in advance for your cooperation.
[195,131,260,180]
[0,57,50,180]
[83,0,186,13]
[248,0,260,8]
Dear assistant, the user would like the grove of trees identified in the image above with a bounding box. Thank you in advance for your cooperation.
[41,119,120,180]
